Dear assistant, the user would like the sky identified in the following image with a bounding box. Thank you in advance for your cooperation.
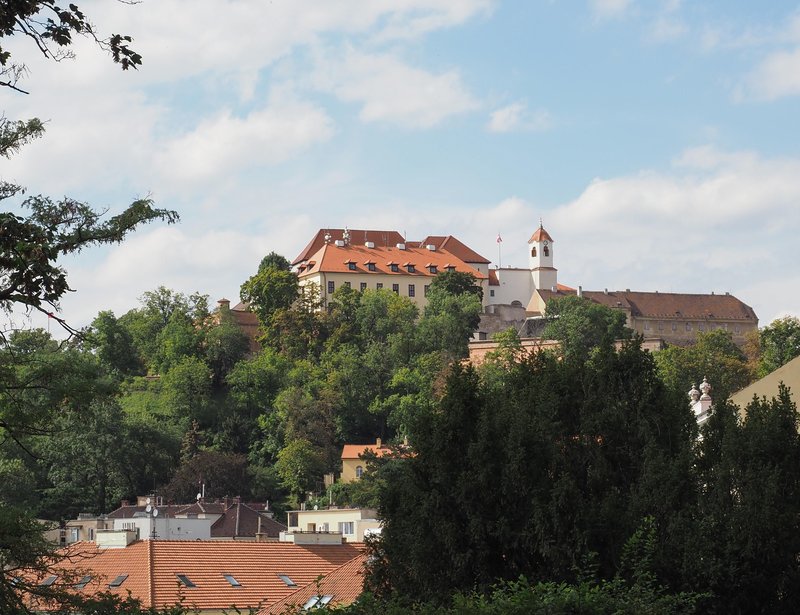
[3,0,799,333]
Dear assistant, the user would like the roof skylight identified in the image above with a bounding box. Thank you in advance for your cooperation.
[108,574,128,588]
[74,575,92,589]
[176,574,196,588]
[277,573,296,587]
[223,574,241,587]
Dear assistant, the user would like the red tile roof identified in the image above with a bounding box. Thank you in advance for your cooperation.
[537,289,757,321]
[293,230,405,265]
[529,225,554,243]
[340,443,397,460]
[413,235,491,264]
[260,552,367,614]
[29,540,364,612]
[299,243,487,279]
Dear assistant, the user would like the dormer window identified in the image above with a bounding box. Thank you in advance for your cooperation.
[427,264,438,274]
[364,261,377,272]
[444,264,456,272]
[388,262,399,273]
[345,259,357,271]
[404,263,416,273]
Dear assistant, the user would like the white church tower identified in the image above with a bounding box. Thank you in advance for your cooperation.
[528,221,557,291]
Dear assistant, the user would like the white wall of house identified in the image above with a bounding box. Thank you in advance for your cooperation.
[112,517,212,540]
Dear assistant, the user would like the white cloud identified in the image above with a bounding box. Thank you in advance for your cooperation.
[741,47,800,101]
[543,146,800,323]
[154,93,335,182]
[589,0,632,19]
[312,48,479,128]
[487,102,551,133]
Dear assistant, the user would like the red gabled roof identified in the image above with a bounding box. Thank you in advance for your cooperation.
[414,235,491,264]
[210,503,287,539]
[341,443,394,460]
[299,243,487,279]
[293,230,405,265]
[27,540,364,612]
[260,552,367,614]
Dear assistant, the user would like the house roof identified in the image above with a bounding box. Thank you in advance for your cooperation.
[260,553,367,614]
[536,289,757,321]
[529,225,554,243]
[341,443,395,460]
[730,355,800,416]
[298,242,487,280]
[293,229,405,265]
[412,235,491,264]
[29,540,364,612]
[210,503,287,539]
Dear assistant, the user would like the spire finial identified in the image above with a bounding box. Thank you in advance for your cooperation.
[539,217,543,228]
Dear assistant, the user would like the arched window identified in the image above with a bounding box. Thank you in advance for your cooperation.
[530,246,537,257]
[511,300,523,307]
[543,245,550,257]
[355,465,363,478]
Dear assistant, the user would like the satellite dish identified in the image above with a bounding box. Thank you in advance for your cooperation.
[146,497,151,505]
[145,504,152,514]
[196,493,201,501]
[152,508,159,518]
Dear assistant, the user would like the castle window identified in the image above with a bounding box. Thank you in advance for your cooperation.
[685,322,692,332]
[531,247,537,257]
[327,281,335,294]
[355,465,363,478]
[376,283,383,290]
[392,284,399,294]
[490,289,495,297]
[543,246,550,257]
[343,281,351,289]
[408,284,415,297]
[360,282,367,292]
[424,285,430,297]
[672,322,678,332]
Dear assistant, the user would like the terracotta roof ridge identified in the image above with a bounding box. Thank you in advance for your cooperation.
[147,537,155,607]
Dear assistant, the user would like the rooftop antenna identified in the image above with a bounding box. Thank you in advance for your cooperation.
[323,230,332,244]
[145,497,159,540]
[343,227,351,245]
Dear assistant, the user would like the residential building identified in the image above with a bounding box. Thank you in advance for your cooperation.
[730,355,800,419]
[64,513,111,545]
[261,553,367,614]
[531,287,758,346]
[23,537,363,614]
[282,508,381,543]
[340,438,395,483]
[292,228,490,309]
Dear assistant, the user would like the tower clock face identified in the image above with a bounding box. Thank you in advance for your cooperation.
[543,240,549,247]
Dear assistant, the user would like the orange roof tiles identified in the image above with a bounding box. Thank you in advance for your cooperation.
[31,540,364,612]
[340,443,395,460]
[529,225,554,243]
[299,242,487,280]
[293,229,405,265]
[260,553,367,614]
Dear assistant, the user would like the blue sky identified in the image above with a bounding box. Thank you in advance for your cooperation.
[3,0,799,331]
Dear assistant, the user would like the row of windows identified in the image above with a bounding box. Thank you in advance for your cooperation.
[642,321,742,334]
[328,281,428,297]
[345,262,454,274]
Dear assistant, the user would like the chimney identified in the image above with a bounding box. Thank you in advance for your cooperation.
[577,286,582,298]
[365,241,375,248]
[396,243,406,250]
[376,437,382,448]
